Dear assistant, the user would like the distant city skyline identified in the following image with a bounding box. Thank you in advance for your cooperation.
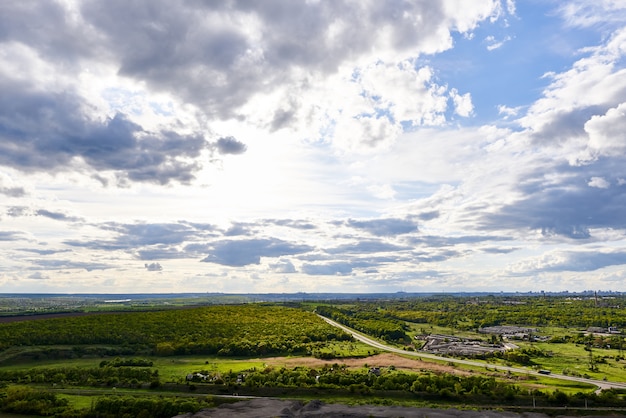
[1,1,626,293]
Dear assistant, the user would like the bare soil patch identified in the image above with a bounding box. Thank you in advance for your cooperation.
[265,353,473,376]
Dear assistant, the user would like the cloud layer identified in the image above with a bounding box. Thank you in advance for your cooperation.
[1,1,626,293]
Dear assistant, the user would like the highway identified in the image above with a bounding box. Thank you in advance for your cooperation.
[319,315,626,393]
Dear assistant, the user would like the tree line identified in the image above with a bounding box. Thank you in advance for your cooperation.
[0,304,352,358]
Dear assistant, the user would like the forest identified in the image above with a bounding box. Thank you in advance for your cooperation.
[0,304,351,357]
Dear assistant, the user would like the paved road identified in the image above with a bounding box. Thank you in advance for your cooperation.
[319,315,626,393]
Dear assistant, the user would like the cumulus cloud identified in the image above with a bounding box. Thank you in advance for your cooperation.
[0,84,210,184]
[584,102,626,159]
[478,27,626,239]
[450,88,474,117]
[588,176,610,189]
[0,0,508,181]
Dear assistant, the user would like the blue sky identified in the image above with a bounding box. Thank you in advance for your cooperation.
[1,0,626,293]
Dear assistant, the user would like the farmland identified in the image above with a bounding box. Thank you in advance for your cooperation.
[1,294,626,416]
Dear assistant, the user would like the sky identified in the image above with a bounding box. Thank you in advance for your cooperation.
[2,0,626,294]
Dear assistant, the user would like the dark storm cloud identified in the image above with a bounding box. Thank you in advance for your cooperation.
[346,218,418,236]
[200,238,313,267]
[216,137,247,155]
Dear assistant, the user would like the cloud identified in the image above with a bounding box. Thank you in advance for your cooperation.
[0,0,506,169]
[450,88,474,117]
[269,259,297,274]
[17,248,71,256]
[30,259,113,272]
[479,165,626,239]
[346,218,418,236]
[144,262,163,271]
[475,27,626,239]
[0,231,23,241]
[484,35,512,51]
[36,209,82,223]
[216,136,247,155]
[28,272,50,280]
[557,0,626,28]
[588,176,610,189]
[508,249,626,274]
[0,186,26,197]
[0,83,210,184]
[200,238,313,266]
[302,262,353,276]
[584,102,626,159]
[6,207,29,217]
[327,240,410,255]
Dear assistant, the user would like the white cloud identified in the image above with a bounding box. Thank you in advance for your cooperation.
[557,0,626,28]
[497,104,522,118]
[588,176,610,189]
[450,88,474,117]
[584,102,626,158]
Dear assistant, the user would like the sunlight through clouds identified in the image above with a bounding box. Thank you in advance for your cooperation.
[1,1,626,293]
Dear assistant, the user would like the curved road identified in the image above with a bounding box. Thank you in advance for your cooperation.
[319,315,626,393]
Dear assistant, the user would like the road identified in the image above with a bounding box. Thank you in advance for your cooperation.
[319,315,626,393]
